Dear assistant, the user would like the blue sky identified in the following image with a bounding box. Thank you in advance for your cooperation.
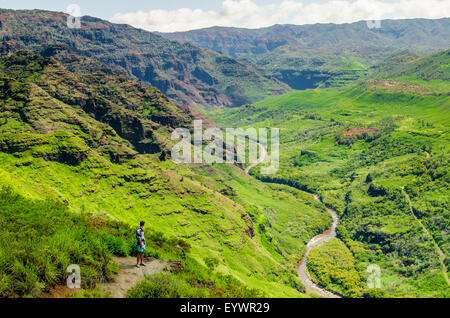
[1,0,323,18]
[1,0,449,32]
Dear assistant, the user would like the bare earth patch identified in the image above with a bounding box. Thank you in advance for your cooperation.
[100,256,179,298]
[344,128,381,136]
[368,80,437,95]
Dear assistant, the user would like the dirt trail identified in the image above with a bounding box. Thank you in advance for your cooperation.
[100,256,173,298]
[401,187,449,285]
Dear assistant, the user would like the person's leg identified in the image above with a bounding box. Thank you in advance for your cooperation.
[140,252,144,265]
[137,252,140,265]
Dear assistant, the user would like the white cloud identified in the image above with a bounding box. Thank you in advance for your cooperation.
[109,0,450,32]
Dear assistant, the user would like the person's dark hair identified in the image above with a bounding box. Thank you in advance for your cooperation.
[140,221,145,226]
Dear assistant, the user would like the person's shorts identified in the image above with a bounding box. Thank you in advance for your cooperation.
[137,244,145,253]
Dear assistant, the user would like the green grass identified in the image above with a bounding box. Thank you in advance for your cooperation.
[0,152,315,297]
[127,256,263,298]
[0,186,131,297]
[0,185,270,298]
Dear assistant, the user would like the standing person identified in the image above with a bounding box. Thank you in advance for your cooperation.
[136,221,146,268]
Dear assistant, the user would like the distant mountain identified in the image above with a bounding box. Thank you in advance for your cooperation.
[0,9,289,108]
[162,18,450,89]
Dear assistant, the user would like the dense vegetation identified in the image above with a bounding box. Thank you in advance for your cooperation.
[307,238,362,298]
[0,186,113,296]
[209,50,450,297]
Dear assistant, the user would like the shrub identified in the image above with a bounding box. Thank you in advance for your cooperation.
[127,256,263,298]
[103,235,129,256]
[363,288,387,298]
[307,238,363,298]
[126,273,196,298]
[0,186,132,297]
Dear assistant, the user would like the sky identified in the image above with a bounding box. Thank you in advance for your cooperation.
[1,0,450,32]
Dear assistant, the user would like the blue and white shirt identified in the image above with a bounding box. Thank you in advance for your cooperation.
[136,226,145,245]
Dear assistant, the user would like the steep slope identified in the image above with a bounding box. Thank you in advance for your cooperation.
[0,50,192,161]
[208,50,450,297]
[0,9,289,109]
[163,18,450,89]
[0,50,331,297]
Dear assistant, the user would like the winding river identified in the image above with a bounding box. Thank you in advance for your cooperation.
[296,195,341,298]
[245,142,341,298]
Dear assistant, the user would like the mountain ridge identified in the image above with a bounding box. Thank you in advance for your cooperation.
[162,18,450,56]
[162,18,450,89]
[0,9,290,109]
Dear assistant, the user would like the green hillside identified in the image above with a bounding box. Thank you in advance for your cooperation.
[0,9,289,109]
[373,49,450,82]
[0,50,332,297]
[209,50,450,297]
